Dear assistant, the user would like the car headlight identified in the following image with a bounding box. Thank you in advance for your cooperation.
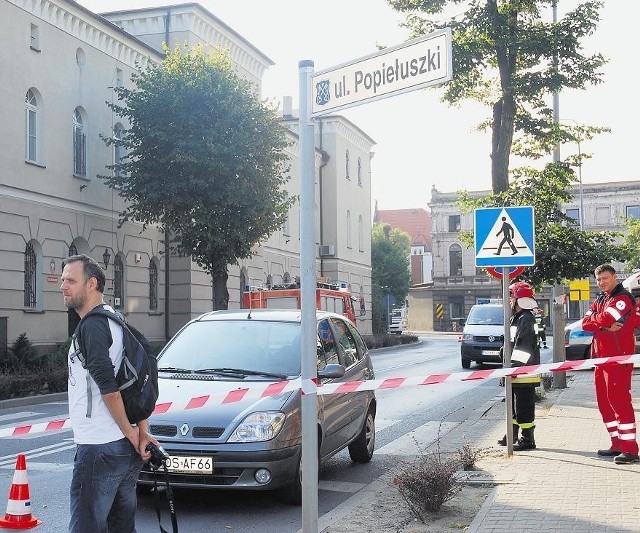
[228,411,286,443]
[462,334,473,341]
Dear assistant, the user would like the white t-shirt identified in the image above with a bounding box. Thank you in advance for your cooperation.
[68,304,125,444]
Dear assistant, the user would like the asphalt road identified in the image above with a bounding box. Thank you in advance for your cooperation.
[0,334,520,532]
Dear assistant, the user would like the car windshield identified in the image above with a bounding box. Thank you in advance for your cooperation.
[158,320,302,378]
[466,306,503,325]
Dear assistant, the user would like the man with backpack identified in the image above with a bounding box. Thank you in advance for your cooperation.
[61,254,158,532]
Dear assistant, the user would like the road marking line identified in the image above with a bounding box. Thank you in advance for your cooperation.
[0,412,44,423]
[375,421,457,456]
[318,480,367,493]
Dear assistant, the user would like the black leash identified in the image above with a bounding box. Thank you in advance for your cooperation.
[152,464,178,533]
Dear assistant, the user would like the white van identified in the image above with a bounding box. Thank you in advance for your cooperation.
[460,303,505,369]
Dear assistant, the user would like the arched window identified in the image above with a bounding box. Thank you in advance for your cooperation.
[346,210,352,248]
[358,215,364,252]
[283,272,291,284]
[68,243,77,256]
[449,244,463,276]
[345,150,351,179]
[357,157,362,186]
[25,90,38,162]
[149,259,158,310]
[73,108,86,177]
[114,255,124,309]
[24,242,37,308]
[266,274,273,288]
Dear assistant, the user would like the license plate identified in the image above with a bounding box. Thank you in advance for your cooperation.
[482,350,500,356]
[165,455,213,474]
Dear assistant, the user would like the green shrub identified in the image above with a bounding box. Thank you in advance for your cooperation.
[0,371,47,400]
[0,338,71,400]
[1,333,42,372]
[363,333,418,349]
[43,338,71,393]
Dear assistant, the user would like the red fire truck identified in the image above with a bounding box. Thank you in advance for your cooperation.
[242,280,358,324]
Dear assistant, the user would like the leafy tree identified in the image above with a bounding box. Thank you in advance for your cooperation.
[371,223,412,333]
[387,0,607,192]
[622,219,640,270]
[103,45,294,309]
[457,161,626,287]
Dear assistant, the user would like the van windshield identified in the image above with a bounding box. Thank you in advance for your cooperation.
[466,306,503,325]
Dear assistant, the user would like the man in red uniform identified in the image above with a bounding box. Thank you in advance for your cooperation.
[582,264,639,464]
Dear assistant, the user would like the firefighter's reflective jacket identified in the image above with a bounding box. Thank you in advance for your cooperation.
[510,309,541,387]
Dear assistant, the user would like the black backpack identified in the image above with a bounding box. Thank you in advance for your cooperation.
[75,307,159,424]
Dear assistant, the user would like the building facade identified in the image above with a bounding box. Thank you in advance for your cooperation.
[427,181,640,332]
[0,0,373,354]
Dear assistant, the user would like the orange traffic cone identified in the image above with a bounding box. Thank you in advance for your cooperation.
[0,454,42,529]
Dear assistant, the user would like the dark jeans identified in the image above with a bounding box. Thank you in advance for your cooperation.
[70,438,143,533]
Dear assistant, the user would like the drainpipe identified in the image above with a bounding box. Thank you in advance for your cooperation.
[318,120,329,276]
[164,8,171,50]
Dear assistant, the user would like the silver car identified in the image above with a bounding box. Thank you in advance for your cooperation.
[138,309,376,504]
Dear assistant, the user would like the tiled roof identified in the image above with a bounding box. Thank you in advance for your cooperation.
[375,208,432,249]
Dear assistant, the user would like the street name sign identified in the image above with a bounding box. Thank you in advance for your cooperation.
[311,28,452,117]
[475,207,535,267]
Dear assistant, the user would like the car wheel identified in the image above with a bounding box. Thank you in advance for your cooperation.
[462,357,471,369]
[280,455,302,506]
[348,407,375,463]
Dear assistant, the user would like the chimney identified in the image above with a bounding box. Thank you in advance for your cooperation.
[282,96,293,118]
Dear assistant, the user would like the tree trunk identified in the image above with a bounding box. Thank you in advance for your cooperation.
[490,94,516,194]
[212,268,229,310]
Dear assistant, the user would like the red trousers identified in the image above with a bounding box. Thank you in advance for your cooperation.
[594,363,638,455]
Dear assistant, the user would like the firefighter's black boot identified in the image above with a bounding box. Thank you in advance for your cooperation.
[513,427,536,450]
[497,424,519,446]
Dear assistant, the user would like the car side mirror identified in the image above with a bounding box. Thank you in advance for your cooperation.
[318,363,345,380]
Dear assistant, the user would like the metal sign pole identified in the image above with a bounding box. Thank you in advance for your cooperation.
[299,59,319,532]
[502,267,514,456]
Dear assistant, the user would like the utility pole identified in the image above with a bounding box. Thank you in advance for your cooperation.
[551,0,567,389]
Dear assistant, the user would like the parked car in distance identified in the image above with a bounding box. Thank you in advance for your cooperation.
[460,303,504,369]
[138,309,376,505]
[564,319,593,360]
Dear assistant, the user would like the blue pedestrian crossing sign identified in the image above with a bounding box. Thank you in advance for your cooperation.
[474,207,535,267]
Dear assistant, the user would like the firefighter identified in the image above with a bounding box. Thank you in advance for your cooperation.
[534,307,548,349]
[497,281,540,450]
[582,264,639,464]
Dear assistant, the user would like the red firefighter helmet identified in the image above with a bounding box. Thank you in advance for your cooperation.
[509,281,537,310]
[509,281,534,299]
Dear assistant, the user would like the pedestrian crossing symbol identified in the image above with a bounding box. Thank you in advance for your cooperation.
[474,206,535,267]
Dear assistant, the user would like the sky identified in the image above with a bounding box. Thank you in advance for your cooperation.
[78,0,640,210]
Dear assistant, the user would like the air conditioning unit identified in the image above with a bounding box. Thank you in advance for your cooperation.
[319,245,335,257]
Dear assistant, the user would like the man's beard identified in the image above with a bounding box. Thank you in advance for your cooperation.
[64,293,85,310]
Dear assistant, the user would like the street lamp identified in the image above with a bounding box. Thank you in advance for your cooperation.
[102,248,111,269]
[561,118,584,230]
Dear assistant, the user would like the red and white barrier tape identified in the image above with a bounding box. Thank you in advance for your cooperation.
[2,353,638,439]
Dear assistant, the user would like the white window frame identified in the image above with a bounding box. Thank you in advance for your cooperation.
[25,90,38,163]
[73,108,87,177]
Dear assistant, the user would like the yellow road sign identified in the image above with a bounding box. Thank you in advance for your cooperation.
[569,279,591,301]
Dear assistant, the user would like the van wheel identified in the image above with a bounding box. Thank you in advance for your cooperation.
[461,357,471,369]
[348,407,375,463]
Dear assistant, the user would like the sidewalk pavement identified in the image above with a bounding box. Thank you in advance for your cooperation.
[321,367,640,533]
[465,368,640,532]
